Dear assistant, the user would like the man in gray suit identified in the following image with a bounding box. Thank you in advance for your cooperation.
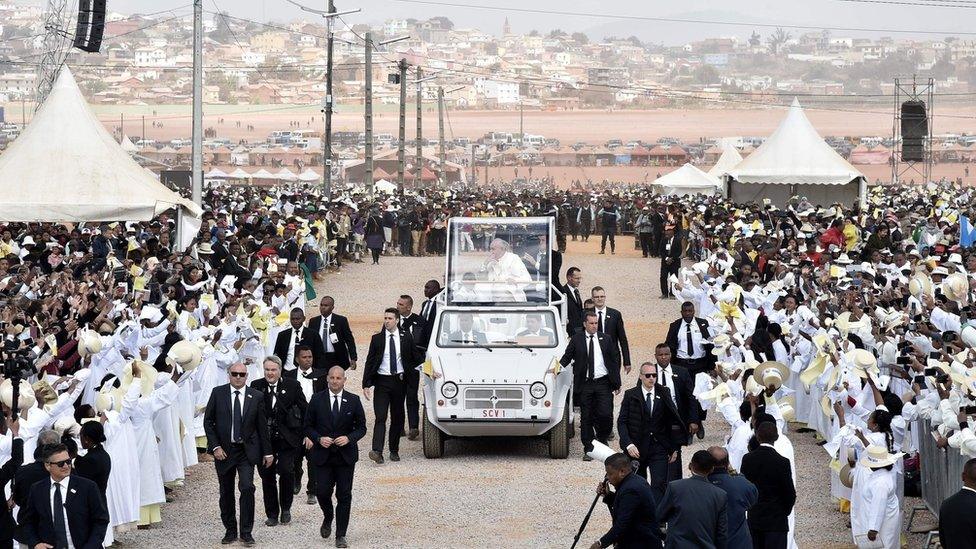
[655,450,728,549]
[708,446,757,549]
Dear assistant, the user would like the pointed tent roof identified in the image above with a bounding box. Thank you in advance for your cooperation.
[120,134,138,153]
[298,168,319,181]
[228,168,252,179]
[0,67,199,221]
[654,163,721,196]
[707,142,744,178]
[726,99,864,186]
[205,167,229,178]
[251,168,276,179]
[276,167,298,181]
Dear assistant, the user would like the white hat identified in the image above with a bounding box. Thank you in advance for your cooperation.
[942,272,969,303]
[909,274,933,298]
[835,253,854,265]
[166,340,203,372]
[0,379,36,411]
[139,306,163,323]
[932,266,950,277]
[859,444,904,469]
[122,360,158,397]
[53,416,81,438]
[949,253,964,265]
[587,440,617,463]
[77,331,103,357]
[752,361,790,389]
[846,348,880,379]
[962,325,976,349]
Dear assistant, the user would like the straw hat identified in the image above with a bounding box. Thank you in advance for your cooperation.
[166,340,203,372]
[31,380,57,409]
[859,444,904,469]
[909,274,933,298]
[122,360,158,397]
[942,272,970,303]
[962,325,976,349]
[77,331,103,357]
[745,376,764,396]
[711,334,732,356]
[0,379,36,411]
[835,253,854,265]
[846,348,880,379]
[53,416,80,438]
[753,361,790,389]
[196,242,215,255]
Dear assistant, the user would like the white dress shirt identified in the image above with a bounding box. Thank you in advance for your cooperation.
[378,329,403,375]
[657,363,679,409]
[296,368,315,401]
[676,319,705,360]
[50,476,75,549]
[285,328,299,371]
[319,314,335,353]
[587,333,608,379]
[266,382,278,409]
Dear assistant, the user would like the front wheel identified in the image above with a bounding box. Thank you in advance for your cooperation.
[548,404,570,459]
[422,407,444,459]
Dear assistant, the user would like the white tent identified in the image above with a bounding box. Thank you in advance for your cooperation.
[653,163,722,196]
[0,67,201,222]
[373,179,397,194]
[205,167,229,178]
[298,168,319,182]
[228,168,251,179]
[724,98,866,207]
[120,134,139,153]
[707,141,744,179]
[276,168,298,181]
[251,168,276,180]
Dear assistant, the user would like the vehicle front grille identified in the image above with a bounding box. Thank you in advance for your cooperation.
[463,387,524,410]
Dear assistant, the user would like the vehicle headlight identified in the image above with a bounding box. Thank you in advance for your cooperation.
[441,381,458,399]
[530,382,547,399]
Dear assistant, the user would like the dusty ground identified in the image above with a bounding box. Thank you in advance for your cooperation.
[116,237,932,548]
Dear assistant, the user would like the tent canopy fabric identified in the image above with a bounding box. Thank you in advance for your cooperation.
[725,99,864,186]
[707,142,744,178]
[0,67,200,221]
[298,168,319,182]
[654,163,721,196]
[205,167,229,178]
[374,179,397,193]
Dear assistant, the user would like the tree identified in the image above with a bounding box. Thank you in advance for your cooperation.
[766,28,791,54]
[692,64,719,85]
[548,29,567,38]
[429,16,454,30]
[748,31,761,47]
[571,32,589,45]
[528,29,539,37]
[627,36,642,47]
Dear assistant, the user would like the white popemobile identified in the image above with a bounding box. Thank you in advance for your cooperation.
[420,217,574,458]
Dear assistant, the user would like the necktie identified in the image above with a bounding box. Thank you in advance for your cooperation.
[598,311,605,333]
[389,333,398,375]
[645,391,654,415]
[573,288,581,308]
[465,332,472,345]
[587,335,595,380]
[233,390,243,443]
[686,322,694,357]
[53,482,69,549]
[332,394,339,417]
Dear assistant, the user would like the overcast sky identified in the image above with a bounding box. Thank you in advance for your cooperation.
[107,0,976,45]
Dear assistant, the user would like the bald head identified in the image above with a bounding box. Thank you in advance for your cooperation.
[964,458,976,489]
[327,365,346,394]
[709,446,730,468]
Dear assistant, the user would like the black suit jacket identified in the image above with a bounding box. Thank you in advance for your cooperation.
[273,326,325,373]
[939,488,976,549]
[13,461,47,524]
[559,330,621,391]
[563,283,585,336]
[304,390,368,466]
[740,445,796,533]
[362,329,424,389]
[448,330,489,345]
[73,444,111,497]
[665,317,713,362]
[20,475,109,549]
[308,314,358,367]
[659,234,682,261]
[418,299,438,348]
[297,366,329,395]
[617,383,686,459]
[655,475,728,549]
[250,377,308,448]
[657,362,701,430]
[600,472,664,549]
[398,312,424,344]
[203,384,272,473]
[597,307,631,367]
[0,437,23,542]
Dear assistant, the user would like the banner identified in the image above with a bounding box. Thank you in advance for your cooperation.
[961,215,976,248]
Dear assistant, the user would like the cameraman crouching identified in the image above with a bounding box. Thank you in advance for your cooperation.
[589,452,663,549]
[252,356,308,526]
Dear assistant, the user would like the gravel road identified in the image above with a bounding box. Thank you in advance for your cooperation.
[117,237,929,548]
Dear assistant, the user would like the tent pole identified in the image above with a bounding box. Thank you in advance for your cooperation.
[191,0,203,206]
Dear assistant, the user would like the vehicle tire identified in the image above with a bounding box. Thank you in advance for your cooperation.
[422,407,444,459]
[548,404,570,459]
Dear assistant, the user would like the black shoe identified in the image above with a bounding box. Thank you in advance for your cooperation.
[696,425,706,440]
[582,454,593,462]
[336,536,349,548]
[280,511,291,525]
[221,533,237,545]
[407,428,420,441]
[240,535,256,547]
[307,493,317,505]
[321,521,332,539]
[293,484,301,495]
[607,432,615,441]
[390,453,400,462]
[368,450,384,464]
[265,517,278,527]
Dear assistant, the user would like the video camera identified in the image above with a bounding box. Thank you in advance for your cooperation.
[0,321,39,414]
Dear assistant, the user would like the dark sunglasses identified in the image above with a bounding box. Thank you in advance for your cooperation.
[230,372,248,378]
[48,459,72,468]
[642,373,658,378]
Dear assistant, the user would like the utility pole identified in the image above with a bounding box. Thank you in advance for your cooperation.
[364,31,374,196]
[142,115,146,142]
[323,0,336,201]
[470,145,476,185]
[415,66,423,189]
[519,100,524,147]
[119,113,124,144]
[191,0,203,206]
[397,58,407,192]
[437,86,445,188]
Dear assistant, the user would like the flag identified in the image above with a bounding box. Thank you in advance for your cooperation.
[962,215,976,248]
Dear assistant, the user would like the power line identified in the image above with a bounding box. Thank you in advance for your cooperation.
[391,0,976,36]
[837,0,976,7]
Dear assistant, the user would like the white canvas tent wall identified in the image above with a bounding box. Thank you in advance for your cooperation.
[707,141,743,180]
[724,99,866,207]
[653,163,721,196]
[0,67,201,223]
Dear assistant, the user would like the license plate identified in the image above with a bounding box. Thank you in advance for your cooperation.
[479,409,507,418]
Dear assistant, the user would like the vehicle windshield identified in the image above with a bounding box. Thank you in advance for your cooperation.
[437,310,559,348]
[445,217,553,306]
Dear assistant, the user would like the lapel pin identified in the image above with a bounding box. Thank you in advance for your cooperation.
[70,488,77,494]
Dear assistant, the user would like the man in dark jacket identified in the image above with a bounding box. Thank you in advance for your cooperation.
[938,457,976,549]
[655,450,728,549]
[708,446,758,549]
[0,416,23,549]
[74,421,111,498]
[740,421,796,549]
[589,452,663,549]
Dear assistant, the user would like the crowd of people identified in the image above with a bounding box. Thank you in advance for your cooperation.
[0,179,976,548]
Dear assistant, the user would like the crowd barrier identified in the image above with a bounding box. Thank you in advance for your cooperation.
[915,418,966,516]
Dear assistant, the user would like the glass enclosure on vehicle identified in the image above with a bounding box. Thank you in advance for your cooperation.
[436,310,560,348]
[445,217,554,306]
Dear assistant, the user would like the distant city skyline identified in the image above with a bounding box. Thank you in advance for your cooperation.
[100,0,976,45]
